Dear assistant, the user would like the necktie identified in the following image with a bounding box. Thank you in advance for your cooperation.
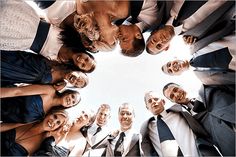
[190,47,232,69]
[156,115,183,156]
[114,132,125,156]
[93,126,102,136]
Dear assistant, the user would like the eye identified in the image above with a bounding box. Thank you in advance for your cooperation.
[56,121,61,125]
[153,98,159,101]
[173,87,178,92]
[85,57,89,62]
[168,69,173,73]
[81,63,86,68]
[72,95,75,99]
[170,94,174,99]
[53,114,57,119]
[148,99,152,103]
[72,101,75,104]
[167,62,171,67]
[156,44,162,49]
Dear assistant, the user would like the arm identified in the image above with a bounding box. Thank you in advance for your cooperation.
[0,84,54,98]
[0,123,26,132]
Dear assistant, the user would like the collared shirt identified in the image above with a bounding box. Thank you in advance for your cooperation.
[148,110,199,157]
[193,30,236,70]
[135,0,158,32]
[110,129,136,156]
[87,123,108,146]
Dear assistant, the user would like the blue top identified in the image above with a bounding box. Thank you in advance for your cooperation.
[1,50,52,87]
[1,95,45,123]
[1,129,29,156]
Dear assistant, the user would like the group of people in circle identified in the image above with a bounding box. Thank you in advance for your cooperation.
[1,0,235,156]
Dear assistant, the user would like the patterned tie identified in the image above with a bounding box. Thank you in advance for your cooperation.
[114,132,125,156]
[93,126,102,136]
[157,115,183,156]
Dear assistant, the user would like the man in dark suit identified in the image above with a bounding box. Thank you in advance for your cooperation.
[163,83,235,156]
[94,103,143,156]
[146,0,235,55]
[140,91,220,156]
[161,47,235,85]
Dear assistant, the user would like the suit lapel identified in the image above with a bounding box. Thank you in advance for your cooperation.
[123,133,139,156]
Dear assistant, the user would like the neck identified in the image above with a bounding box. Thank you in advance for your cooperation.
[51,69,69,83]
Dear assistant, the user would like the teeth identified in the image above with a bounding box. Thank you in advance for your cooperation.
[48,122,52,128]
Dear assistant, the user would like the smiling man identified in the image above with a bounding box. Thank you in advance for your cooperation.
[93,103,143,156]
[163,82,236,156]
[140,91,221,156]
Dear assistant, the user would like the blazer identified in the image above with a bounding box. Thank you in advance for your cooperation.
[140,105,220,156]
[94,130,143,157]
[194,85,236,156]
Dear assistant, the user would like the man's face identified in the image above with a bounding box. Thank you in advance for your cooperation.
[145,93,165,115]
[146,25,174,55]
[163,85,187,104]
[162,60,190,75]
[96,108,110,127]
[118,24,142,55]
[118,106,134,131]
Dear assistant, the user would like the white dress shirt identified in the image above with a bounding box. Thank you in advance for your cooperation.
[148,110,199,157]
[110,129,136,156]
[136,0,158,32]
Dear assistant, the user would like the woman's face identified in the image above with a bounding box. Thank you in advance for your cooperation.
[44,113,67,131]
[65,72,87,88]
[74,53,95,72]
[62,92,80,107]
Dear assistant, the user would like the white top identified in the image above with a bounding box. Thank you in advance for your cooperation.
[136,0,158,32]
[0,0,39,50]
[43,0,76,27]
[40,25,63,61]
[148,110,199,157]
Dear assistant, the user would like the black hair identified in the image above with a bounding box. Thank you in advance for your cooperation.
[163,82,180,97]
[121,37,145,57]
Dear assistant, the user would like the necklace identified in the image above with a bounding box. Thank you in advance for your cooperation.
[15,123,44,143]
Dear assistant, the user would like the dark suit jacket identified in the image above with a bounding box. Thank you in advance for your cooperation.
[140,105,220,156]
[193,85,236,156]
[115,1,173,32]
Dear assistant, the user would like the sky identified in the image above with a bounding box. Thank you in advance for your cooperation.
[68,33,203,131]
[27,1,203,132]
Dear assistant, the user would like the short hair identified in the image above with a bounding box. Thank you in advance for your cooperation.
[163,82,180,100]
[118,103,135,117]
[97,104,111,114]
[121,36,145,57]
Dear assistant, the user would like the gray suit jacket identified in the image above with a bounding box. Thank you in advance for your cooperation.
[93,130,143,157]
[194,85,236,156]
[193,69,235,85]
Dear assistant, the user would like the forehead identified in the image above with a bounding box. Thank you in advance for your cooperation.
[119,106,133,113]
[98,108,110,114]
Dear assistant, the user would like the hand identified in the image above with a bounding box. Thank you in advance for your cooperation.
[183,35,197,45]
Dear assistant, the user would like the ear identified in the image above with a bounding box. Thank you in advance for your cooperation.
[135,33,143,39]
